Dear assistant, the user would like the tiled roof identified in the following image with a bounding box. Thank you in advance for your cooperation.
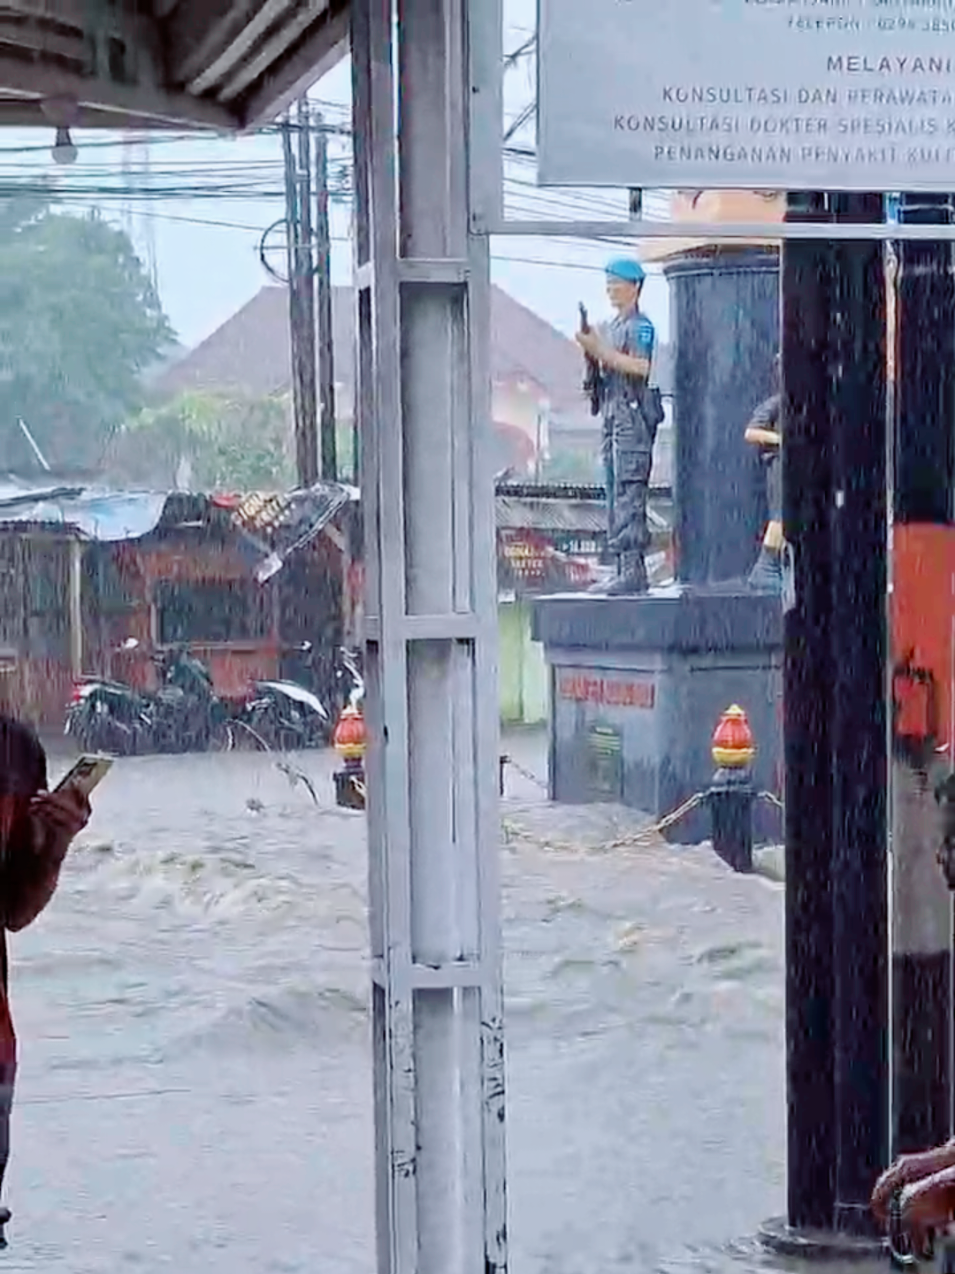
[154,286,355,404]
[154,284,672,427]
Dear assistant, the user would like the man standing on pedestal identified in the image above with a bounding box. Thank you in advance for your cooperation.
[576,258,660,596]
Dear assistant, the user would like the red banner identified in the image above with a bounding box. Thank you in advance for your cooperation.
[558,672,655,709]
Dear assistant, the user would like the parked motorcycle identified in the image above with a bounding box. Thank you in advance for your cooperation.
[235,642,330,751]
[337,646,364,714]
[147,645,235,754]
[66,671,152,757]
[65,640,234,756]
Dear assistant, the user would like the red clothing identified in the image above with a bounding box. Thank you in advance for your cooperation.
[0,718,59,1066]
[0,820,70,1063]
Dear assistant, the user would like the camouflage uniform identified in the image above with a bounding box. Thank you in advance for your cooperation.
[598,307,656,594]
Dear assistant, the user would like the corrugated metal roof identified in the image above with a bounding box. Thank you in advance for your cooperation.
[0,479,167,541]
[495,489,669,536]
[0,478,355,561]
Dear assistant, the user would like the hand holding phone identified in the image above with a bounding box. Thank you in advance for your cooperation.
[26,761,105,857]
[53,755,113,800]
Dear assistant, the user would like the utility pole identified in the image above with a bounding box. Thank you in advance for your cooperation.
[314,111,338,482]
[348,194,360,486]
[282,117,305,484]
[282,103,320,489]
[296,96,319,488]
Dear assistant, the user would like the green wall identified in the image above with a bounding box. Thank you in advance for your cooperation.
[498,600,548,725]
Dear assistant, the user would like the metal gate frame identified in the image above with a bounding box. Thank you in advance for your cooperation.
[348,3,927,1270]
[350,1,507,1270]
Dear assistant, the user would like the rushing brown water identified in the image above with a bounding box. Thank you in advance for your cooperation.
[0,731,844,1273]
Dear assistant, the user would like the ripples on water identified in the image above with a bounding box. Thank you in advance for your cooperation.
[0,740,811,1273]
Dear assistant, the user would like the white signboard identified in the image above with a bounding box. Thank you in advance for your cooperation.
[537,0,955,191]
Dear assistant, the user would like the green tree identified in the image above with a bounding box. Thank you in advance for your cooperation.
[0,192,173,472]
[109,389,296,492]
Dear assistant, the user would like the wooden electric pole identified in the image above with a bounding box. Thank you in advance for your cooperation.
[295,97,318,488]
[313,112,338,482]
[282,102,319,489]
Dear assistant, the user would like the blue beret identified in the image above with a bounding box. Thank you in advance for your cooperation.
[606,257,645,284]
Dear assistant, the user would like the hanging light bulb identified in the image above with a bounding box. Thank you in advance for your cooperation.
[41,97,79,164]
[51,125,77,165]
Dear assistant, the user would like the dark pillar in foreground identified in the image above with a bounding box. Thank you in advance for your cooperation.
[667,249,778,585]
[829,192,889,1235]
[893,192,955,1157]
[782,191,838,1234]
[779,191,889,1242]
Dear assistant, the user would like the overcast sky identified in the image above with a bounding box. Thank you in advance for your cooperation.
[0,0,670,353]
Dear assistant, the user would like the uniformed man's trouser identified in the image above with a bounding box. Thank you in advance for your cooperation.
[607,444,652,555]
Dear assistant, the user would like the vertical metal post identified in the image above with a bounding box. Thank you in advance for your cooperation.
[314,111,338,482]
[829,192,889,1234]
[68,538,82,680]
[893,192,955,1156]
[351,1,508,1272]
[781,191,838,1233]
[296,97,319,488]
[282,117,306,483]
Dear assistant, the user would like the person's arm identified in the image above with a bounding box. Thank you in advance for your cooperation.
[745,395,782,450]
[745,426,781,448]
[899,1164,955,1252]
[0,790,89,932]
[576,313,654,382]
[600,346,651,380]
[872,1139,955,1225]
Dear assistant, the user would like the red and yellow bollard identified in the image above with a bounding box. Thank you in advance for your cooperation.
[708,704,755,873]
[711,704,756,769]
[332,704,366,810]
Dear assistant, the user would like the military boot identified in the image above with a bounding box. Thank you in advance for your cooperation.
[604,551,649,596]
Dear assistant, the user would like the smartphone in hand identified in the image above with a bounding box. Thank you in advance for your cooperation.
[53,755,113,801]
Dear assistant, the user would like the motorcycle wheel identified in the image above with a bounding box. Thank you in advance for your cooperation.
[244,706,279,751]
[73,712,129,757]
[67,717,95,754]
[275,725,307,752]
[208,721,235,754]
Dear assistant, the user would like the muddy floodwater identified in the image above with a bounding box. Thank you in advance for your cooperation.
[0,731,844,1273]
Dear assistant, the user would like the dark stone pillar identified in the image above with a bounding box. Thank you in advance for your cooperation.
[780,193,837,1235]
[665,248,779,586]
[893,193,955,1160]
[829,192,888,1237]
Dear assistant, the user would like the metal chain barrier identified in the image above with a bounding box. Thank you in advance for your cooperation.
[604,791,706,849]
[499,771,785,854]
[501,789,707,855]
[499,753,548,792]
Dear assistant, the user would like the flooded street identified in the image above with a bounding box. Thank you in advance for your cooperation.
[5,732,799,1272]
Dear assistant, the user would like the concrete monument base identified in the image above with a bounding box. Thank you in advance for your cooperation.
[532,585,783,845]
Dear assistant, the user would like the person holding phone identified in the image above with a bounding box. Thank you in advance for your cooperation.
[0,715,90,1233]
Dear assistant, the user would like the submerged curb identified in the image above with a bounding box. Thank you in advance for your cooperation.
[752,844,785,884]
